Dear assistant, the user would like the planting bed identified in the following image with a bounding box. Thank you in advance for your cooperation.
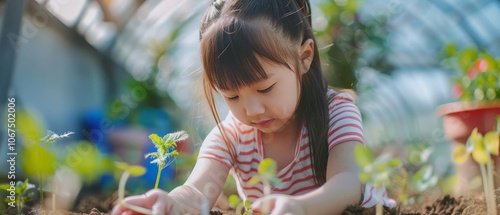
[4,189,499,215]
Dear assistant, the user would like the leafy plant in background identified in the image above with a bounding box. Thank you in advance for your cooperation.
[247,158,282,215]
[107,15,196,130]
[145,130,188,189]
[452,116,499,215]
[354,145,401,215]
[317,0,394,89]
[0,179,35,214]
[227,194,251,215]
[115,162,152,215]
[442,44,500,102]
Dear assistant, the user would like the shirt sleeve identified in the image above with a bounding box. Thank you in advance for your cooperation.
[197,114,238,168]
[327,92,364,151]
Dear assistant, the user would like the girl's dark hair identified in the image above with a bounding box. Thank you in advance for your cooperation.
[199,0,329,186]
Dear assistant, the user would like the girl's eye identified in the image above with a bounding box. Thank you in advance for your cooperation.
[258,84,275,93]
[227,96,239,100]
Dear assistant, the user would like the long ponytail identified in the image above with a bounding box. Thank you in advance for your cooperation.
[292,0,330,186]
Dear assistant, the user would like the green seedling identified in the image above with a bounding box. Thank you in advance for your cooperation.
[248,158,282,215]
[395,165,439,205]
[394,144,439,205]
[0,179,35,214]
[453,123,499,215]
[145,130,188,189]
[228,194,251,215]
[20,130,73,215]
[354,145,401,215]
[115,162,152,214]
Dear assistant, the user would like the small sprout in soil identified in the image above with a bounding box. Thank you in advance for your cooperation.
[354,145,401,215]
[20,130,73,215]
[248,158,282,215]
[228,194,251,215]
[115,162,153,215]
[452,121,499,215]
[145,131,188,189]
[394,144,439,205]
[0,179,35,214]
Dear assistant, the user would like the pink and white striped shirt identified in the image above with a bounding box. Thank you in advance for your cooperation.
[198,89,395,208]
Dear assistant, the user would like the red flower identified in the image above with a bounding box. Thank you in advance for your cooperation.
[475,59,488,72]
[452,84,463,98]
[467,59,488,80]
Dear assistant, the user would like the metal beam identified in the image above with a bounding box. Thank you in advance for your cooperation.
[0,0,25,176]
[0,0,25,105]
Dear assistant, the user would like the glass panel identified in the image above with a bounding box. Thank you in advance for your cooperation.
[46,0,87,26]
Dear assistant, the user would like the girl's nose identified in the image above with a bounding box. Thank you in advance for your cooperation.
[245,99,265,116]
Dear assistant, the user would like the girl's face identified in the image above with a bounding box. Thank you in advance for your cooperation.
[219,56,301,134]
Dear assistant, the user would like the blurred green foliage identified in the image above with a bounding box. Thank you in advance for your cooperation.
[317,0,394,90]
[441,44,500,102]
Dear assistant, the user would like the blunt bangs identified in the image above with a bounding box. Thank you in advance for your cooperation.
[201,17,297,91]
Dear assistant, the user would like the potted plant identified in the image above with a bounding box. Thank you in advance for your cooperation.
[437,44,500,194]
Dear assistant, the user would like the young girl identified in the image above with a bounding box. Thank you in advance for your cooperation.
[112,0,395,214]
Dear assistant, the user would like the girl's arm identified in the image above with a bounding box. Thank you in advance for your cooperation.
[294,140,362,215]
[171,157,230,211]
[112,157,230,215]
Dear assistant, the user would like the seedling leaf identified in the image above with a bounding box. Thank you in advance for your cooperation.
[115,162,146,176]
[228,194,241,209]
[244,200,251,210]
[149,134,163,146]
[420,148,433,163]
[472,146,488,164]
[258,158,277,180]
[484,131,499,155]
[420,165,433,180]
[375,163,387,172]
[452,145,469,164]
[354,145,374,167]
[21,144,57,177]
[359,172,370,184]
[459,48,478,72]
[129,166,146,176]
[388,158,402,168]
[248,176,260,186]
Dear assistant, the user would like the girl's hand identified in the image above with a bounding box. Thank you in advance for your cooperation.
[111,189,181,215]
[250,194,305,215]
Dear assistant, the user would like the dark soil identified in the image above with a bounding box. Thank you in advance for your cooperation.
[342,189,500,215]
[3,189,499,214]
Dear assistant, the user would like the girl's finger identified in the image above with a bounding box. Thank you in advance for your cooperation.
[250,197,275,214]
[111,189,166,215]
[151,193,175,215]
[269,202,285,215]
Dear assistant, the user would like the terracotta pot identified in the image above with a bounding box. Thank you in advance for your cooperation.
[437,101,500,194]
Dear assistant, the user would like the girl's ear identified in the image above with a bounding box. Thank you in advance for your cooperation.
[298,39,314,75]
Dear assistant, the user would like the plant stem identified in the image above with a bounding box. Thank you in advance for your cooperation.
[479,163,494,215]
[262,178,271,215]
[118,172,153,215]
[39,174,44,215]
[155,165,163,189]
[235,204,244,215]
[17,197,21,215]
[376,200,382,215]
[52,192,56,213]
[479,164,489,199]
[375,187,382,215]
[486,157,497,215]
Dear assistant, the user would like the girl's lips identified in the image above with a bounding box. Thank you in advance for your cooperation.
[254,119,275,127]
